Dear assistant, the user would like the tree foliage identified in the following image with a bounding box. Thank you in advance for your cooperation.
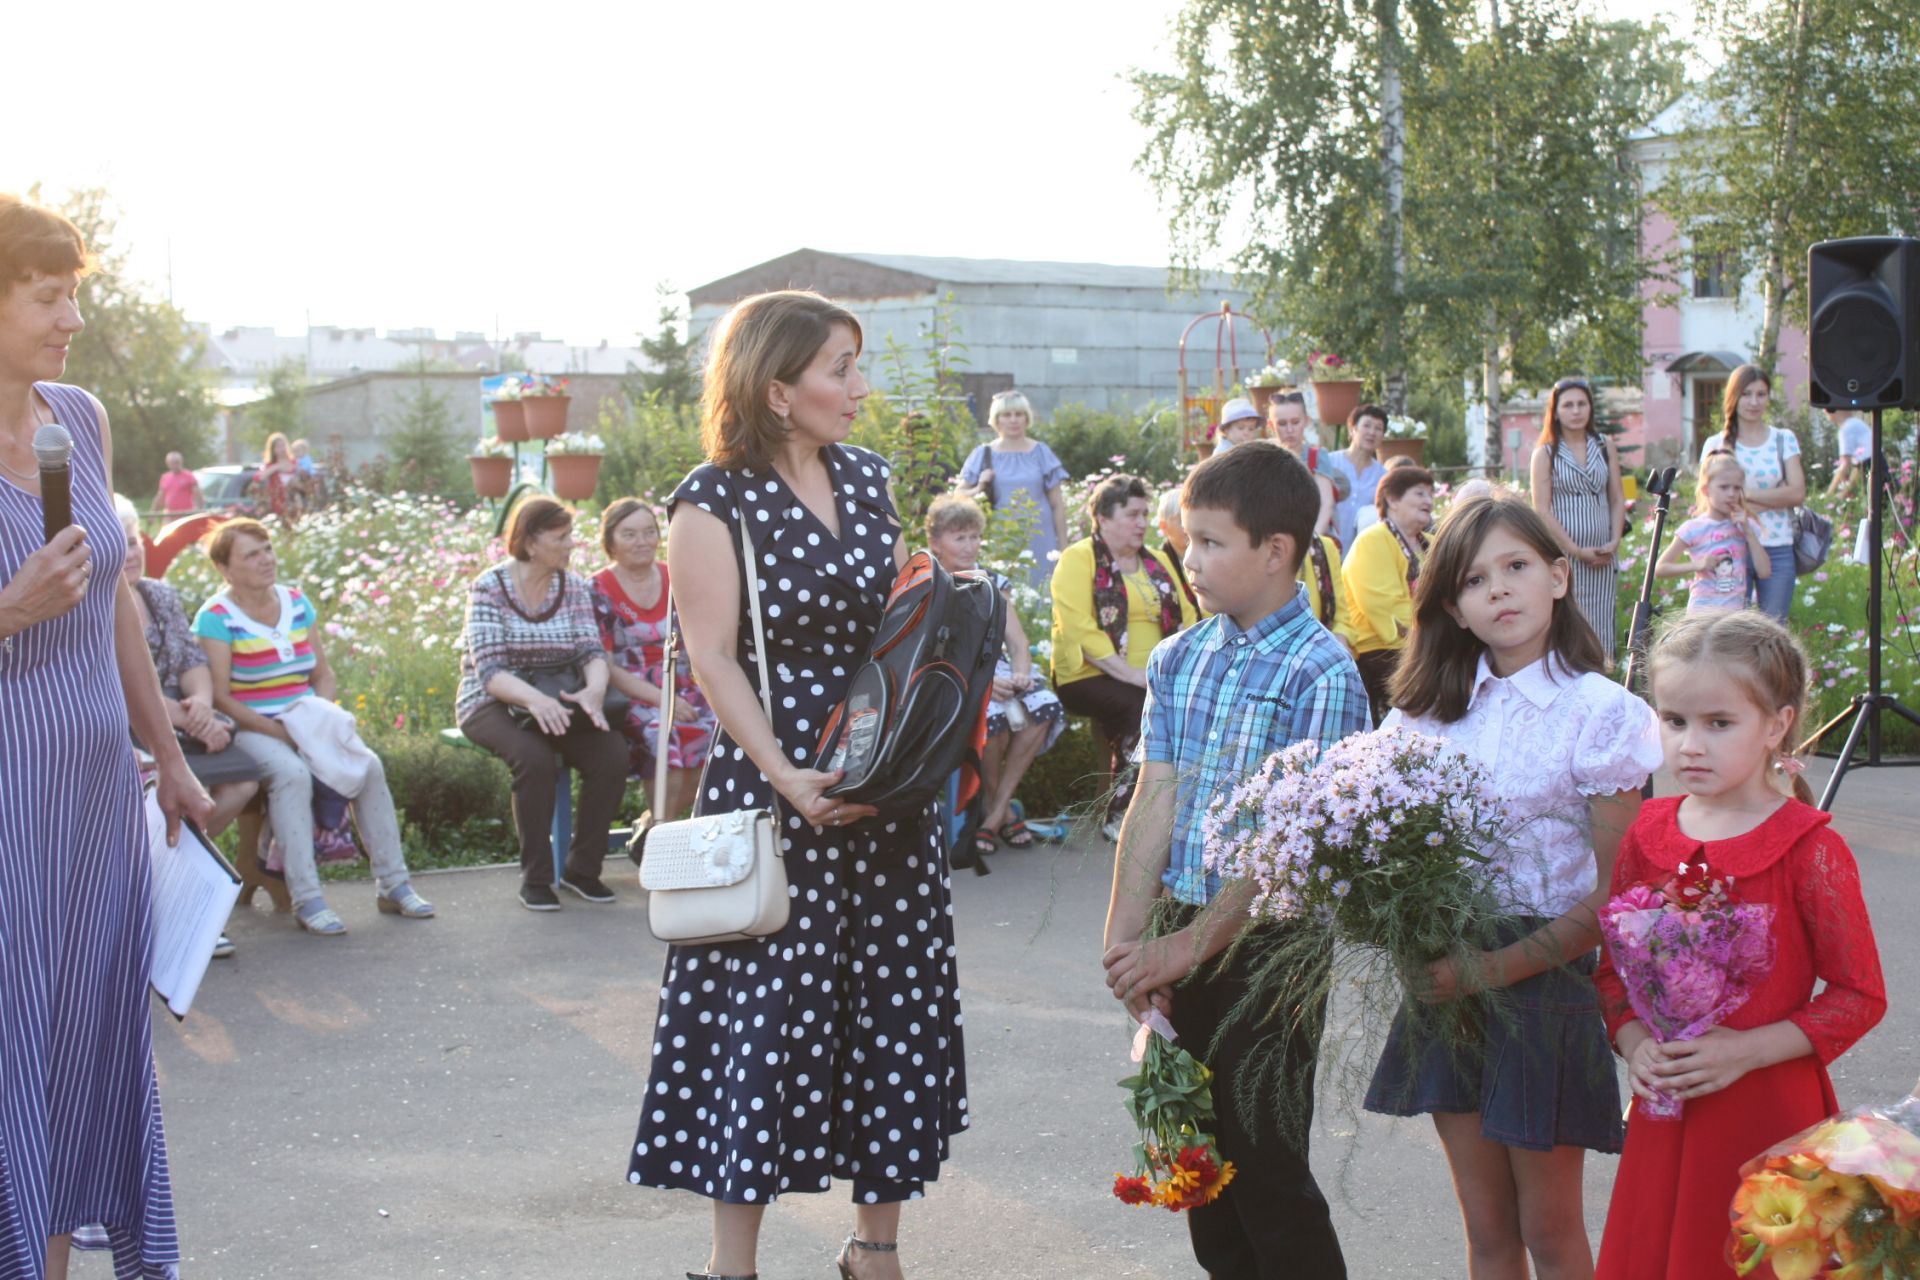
[630,284,699,409]
[1132,0,1680,454]
[1655,0,1920,374]
[365,370,467,497]
[39,186,218,495]
[241,359,308,453]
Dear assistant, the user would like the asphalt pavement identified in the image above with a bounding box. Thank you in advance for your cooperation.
[113,760,1920,1279]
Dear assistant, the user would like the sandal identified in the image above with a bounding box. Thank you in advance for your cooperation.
[998,818,1035,848]
[836,1235,898,1280]
[686,1272,756,1280]
[972,828,1000,857]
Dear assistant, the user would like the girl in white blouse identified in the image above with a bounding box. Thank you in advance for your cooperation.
[1362,496,1662,1278]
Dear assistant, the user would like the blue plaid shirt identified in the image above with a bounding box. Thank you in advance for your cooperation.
[1140,592,1370,905]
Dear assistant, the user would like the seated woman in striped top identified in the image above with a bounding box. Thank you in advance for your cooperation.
[193,518,434,936]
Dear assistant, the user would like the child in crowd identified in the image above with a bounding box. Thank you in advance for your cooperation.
[1656,450,1769,614]
[1363,497,1662,1278]
[1594,611,1886,1279]
[1102,441,1367,1278]
[924,494,1064,855]
[1212,396,1263,453]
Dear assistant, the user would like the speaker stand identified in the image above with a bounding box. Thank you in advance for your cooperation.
[1800,409,1920,810]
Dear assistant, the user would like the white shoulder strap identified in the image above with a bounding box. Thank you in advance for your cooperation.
[655,515,775,809]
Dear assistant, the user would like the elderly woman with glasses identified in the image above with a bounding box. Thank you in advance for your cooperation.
[955,389,1070,591]
[589,496,716,824]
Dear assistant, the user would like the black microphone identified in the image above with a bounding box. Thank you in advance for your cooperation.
[33,422,73,544]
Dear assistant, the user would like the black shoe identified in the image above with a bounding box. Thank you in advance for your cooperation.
[557,874,616,903]
[518,884,562,912]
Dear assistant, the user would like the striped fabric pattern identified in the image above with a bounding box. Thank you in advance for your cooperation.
[1549,434,1619,663]
[191,587,317,717]
[0,383,179,1277]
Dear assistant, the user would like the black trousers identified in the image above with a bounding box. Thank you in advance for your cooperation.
[460,700,627,887]
[1056,673,1146,820]
[1164,905,1347,1280]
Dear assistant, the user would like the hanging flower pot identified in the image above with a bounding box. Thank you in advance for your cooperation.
[546,453,602,501]
[470,455,514,498]
[1378,438,1426,466]
[1311,379,1363,429]
[492,398,528,442]
[523,395,571,438]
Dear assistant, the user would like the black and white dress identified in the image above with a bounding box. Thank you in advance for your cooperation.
[628,444,969,1205]
[1550,434,1617,663]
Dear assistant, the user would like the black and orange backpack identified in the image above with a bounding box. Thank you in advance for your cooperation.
[813,551,1004,855]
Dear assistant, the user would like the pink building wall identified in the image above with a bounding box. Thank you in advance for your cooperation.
[1634,205,1811,470]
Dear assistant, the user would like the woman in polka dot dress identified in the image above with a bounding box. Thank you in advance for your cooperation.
[629,292,968,1280]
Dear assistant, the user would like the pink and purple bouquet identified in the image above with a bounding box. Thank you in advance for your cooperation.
[1201,725,1513,948]
[1598,862,1775,1120]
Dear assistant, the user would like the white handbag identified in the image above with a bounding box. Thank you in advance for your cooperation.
[639,517,790,946]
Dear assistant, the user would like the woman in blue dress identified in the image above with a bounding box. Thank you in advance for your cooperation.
[0,193,212,1280]
[629,291,967,1280]
[955,389,1069,592]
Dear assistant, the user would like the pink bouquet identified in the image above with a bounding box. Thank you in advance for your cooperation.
[1598,861,1775,1120]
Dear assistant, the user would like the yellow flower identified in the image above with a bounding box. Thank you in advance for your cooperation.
[1202,1160,1237,1204]
[1800,1170,1868,1234]
[1766,1236,1829,1280]
[1733,1174,1817,1248]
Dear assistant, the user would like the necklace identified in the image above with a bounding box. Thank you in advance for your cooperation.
[0,399,49,482]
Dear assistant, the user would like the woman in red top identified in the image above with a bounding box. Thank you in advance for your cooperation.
[1594,611,1886,1279]
[590,498,714,822]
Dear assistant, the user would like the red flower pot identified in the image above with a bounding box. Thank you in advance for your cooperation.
[546,453,602,502]
[523,395,571,439]
[470,456,513,499]
[1311,379,1363,428]
[492,399,528,442]
[1378,438,1426,466]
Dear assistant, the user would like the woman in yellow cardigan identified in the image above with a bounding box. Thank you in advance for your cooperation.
[1300,530,1363,651]
[1050,474,1197,838]
[1341,464,1435,723]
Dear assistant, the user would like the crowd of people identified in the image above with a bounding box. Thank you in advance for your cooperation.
[0,185,1901,1280]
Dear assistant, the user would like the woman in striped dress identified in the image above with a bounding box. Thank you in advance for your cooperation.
[0,194,213,1279]
[1529,378,1625,663]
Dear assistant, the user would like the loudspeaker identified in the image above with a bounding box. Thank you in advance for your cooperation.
[1808,236,1920,410]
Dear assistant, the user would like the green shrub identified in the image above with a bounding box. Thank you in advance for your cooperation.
[364,732,518,867]
[1041,401,1187,486]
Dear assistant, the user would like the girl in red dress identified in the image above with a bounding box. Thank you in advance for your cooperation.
[1594,611,1886,1279]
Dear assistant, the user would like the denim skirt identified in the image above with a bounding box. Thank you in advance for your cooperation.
[1362,918,1623,1153]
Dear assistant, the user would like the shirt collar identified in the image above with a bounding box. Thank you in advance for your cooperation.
[1206,592,1309,654]
[1470,652,1572,710]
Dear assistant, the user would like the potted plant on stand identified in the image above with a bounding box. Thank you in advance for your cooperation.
[1379,415,1429,465]
[543,429,605,501]
[1247,363,1290,417]
[469,436,516,498]
[491,378,529,442]
[1308,351,1364,429]
[522,375,573,438]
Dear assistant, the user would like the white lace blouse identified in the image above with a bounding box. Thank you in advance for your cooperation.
[1383,654,1662,918]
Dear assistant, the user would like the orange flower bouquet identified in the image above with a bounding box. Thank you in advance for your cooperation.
[1112,1009,1237,1213]
[1726,1088,1920,1279]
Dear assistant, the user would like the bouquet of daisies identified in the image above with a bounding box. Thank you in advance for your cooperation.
[1200,725,1524,1121]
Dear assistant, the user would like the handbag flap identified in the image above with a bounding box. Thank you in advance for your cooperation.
[640,809,771,891]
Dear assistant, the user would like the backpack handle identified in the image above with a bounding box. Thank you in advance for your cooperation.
[655,514,775,814]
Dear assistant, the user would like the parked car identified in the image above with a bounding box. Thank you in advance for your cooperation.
[193,464,259,512]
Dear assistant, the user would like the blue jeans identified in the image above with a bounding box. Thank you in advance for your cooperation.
[1750,543,1798,621]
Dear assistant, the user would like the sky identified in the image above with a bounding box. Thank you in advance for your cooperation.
[9,0,1682,347]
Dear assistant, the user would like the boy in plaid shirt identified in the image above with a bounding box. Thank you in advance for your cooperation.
[1102,441,1368,1278]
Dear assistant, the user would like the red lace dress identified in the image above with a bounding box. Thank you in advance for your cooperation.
[1593,797,1887,1279]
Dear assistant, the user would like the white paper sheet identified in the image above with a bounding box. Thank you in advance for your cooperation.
[144,789,241,1020]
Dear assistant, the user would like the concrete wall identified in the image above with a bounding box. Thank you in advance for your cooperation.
[227,371,633,467]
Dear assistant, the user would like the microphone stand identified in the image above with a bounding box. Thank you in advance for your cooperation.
[1621,465,1679,700]
[1798,408,1920,809]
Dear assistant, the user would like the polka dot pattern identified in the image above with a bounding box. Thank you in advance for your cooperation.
[631,447,967,1206]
